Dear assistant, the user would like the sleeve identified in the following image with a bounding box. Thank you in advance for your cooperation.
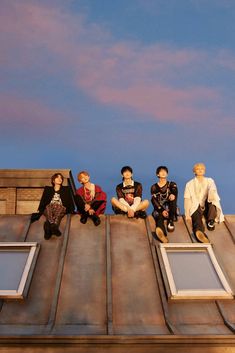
[38,186,50,214]
[64,187,75,214]
[184,182,191,199]
[94,186,107,214]
[184,183,191,218]
[208,178,220,202]
[116,184,124,200]
[119,198,131,207]
[184,198,191,219]
[135,183,142,198]
[130,196,141,211]
[151,184,163,211]
[170,181,178,198]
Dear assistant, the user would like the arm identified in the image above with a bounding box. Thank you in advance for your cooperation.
[151,184,164,212]
[184,183,191,220]
[31,186,50,222]
[93,186,107,215]
[62,186,75,214]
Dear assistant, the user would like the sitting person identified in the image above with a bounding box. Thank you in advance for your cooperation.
[184,163,224,243]
[111,166,149,218]
[151,166,178,243]
[31,173,75,240]
[76,171,106,226]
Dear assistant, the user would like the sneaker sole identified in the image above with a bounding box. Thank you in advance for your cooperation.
[155,227,168,243]
[195,230,210,243]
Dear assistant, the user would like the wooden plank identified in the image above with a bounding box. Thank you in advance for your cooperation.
[206,218,235,329]
[0,216,66,327]
[110,215,168,335]
[0,215,29,242]
[54,215,107,334]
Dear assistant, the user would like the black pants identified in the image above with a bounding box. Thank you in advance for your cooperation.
[191,202,217,233]
[152,200,177,235]
[76,195,105,216]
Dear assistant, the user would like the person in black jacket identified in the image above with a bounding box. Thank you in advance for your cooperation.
[31,173,75,239]
[111,166,149,218]
[151,166,178,243]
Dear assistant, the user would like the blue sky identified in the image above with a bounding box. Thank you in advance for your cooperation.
[0,0,235,213]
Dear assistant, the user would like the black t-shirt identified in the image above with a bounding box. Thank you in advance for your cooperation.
[116,181,142,206]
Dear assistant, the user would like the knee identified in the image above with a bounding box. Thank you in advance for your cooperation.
[111,197,117,205]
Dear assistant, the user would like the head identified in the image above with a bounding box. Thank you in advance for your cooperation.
[77,171,90,185]
[121,166,133,180]
[156,166,168,179]
[193,163,206,177]
[51,173,64,186]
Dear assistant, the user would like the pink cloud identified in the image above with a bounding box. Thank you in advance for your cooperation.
[1,0,234,127]
[0,94,66,133]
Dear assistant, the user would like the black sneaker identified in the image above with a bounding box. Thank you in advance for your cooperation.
[44,221,52,240]
[167,220,175,232]
[80,214,88,224]
[51,223,62,237]
[195,230,210,243]
[91,214,101,226]
[135,211,147,219]
[207,220,215,231]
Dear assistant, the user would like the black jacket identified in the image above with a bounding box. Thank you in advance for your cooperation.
[38,186,75,214]
[151,181,178,212]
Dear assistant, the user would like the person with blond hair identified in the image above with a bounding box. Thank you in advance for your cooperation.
[76,171,106,226]
[111,166,149,218]
[184,163,224,243]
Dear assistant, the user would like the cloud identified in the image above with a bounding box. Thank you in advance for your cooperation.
[1,0,234,128]
[0,93,66,135]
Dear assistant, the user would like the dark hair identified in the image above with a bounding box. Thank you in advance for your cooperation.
[51,173,64,186]
[121,166,133,175]
[156,166,168,176]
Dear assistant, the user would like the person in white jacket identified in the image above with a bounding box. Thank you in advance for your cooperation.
[184,163,224,243]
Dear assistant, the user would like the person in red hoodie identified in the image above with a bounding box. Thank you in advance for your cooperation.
[76,171,107,226]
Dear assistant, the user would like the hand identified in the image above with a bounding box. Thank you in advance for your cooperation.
[162,210,169,218]
[169,194,175,201]
[30,212,41,223]
[88,208,95,215]
[127,208,135,218]
[85,204,91,212]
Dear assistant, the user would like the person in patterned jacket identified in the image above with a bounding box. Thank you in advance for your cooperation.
[151,166,178,243]
[76,171,107,226]
[111,166,149,219]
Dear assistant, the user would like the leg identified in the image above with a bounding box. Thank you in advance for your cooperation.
[76,195,89,224]
[167,200,176,232]
[191,206,209,243]
[134,199,149,219]
[111,197,128,214]
[205,201,217,231]
[44,203,66,238]
[191,206,204,233]
[152,210,168,243]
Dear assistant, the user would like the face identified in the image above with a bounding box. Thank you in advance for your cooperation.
[158,169,168,179]
[122,170,133,179]
[79,173,90,185]
[194,165,206,177]
[54,174,63,185]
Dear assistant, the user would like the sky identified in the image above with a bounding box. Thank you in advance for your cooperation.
[0,0,235,213]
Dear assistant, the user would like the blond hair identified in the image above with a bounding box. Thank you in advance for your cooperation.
[77,171,90,182]
[193,163,206,173]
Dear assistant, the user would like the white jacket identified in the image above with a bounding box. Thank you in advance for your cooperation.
[184,177,224,223]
